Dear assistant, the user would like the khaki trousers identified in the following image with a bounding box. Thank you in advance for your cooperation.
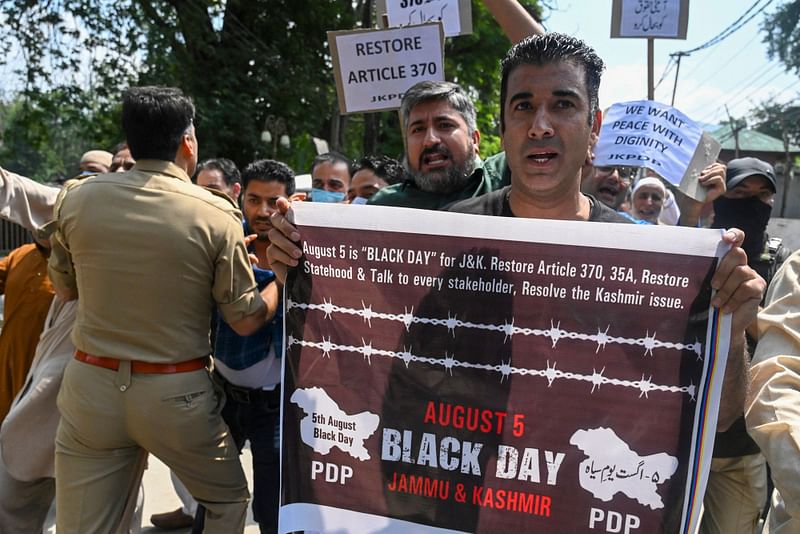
[699,453,768,534]
[55,358,248,534]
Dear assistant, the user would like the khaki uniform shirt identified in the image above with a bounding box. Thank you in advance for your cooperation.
[746,249,800,532]
[48,160,262,363]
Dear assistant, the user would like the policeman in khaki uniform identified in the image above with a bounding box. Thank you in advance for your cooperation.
[48,86,279,534]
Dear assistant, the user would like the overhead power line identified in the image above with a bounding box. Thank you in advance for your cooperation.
[684,31,761,88]
[654,56,676,91]
[672,0,775,57]
[666,0,777,105]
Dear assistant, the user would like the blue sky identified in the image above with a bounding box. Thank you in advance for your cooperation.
[542,0,798,127]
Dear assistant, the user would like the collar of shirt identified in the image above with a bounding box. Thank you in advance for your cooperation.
[131,160,192,183]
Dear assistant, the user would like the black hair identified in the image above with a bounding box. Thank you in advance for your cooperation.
[500,33,605,130]
[354,155,406,186]
[111,142,129,156]
[121,86,195,161]
[242,159,296,196]
[311,151,352,177]
[400,81,477,135]
[194,158,241,186]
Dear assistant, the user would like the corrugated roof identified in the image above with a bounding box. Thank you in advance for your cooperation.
[706,124,800,153]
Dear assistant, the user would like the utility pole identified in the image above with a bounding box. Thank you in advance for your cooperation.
[779,112,792,218]
[725,105,745,159]
[670,52,686,106]
[647,38,655,100]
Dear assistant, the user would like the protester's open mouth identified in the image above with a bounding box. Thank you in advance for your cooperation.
[597,186,619,199]
[422,152,450,169]
[526,151,558,165]
[638,208,659,219]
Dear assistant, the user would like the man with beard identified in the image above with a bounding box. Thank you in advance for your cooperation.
[366,0,544,210]
[701,157,791,534]
[192,159,292,534]
[368,80,510,210]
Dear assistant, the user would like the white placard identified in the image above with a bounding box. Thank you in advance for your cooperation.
[328,23,444,115]
[611,0,689,39]
[594,100,709,188]
[383,0,467,37]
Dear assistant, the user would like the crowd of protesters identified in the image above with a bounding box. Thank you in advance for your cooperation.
[0,4,797,534]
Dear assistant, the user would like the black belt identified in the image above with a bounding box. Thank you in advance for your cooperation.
[213,370,281,405]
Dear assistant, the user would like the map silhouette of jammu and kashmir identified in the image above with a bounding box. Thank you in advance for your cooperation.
[291,387,380,461]
[570,427,679,510]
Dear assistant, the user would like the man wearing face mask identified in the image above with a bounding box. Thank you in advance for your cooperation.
[712,158,789,281]
[78,149,113,175]
[700,157,792,534]
[309,152,351,203]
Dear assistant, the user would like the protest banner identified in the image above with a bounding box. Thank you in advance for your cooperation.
[328,23,444,115]
[376,0,473,38]
[279,203,731,533]
[594,100,721,201]
[611,0,689,39]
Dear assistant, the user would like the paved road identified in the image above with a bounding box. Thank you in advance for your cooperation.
[45,447,260,533]
[140,448,260,533]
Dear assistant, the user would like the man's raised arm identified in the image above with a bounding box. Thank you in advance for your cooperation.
[0,166,60,233]
[483,0,545,44]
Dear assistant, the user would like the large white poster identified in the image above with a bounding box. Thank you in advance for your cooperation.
[279,203,732,533]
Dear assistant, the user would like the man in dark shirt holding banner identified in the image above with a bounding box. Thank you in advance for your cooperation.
[268,33,763,533]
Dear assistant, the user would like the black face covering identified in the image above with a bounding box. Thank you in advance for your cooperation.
[712,196,773,260]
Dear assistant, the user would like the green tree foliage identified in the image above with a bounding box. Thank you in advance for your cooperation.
[750,99,800,151]
[0,0,540,180]
[0,90,120,182]
[762,0,800,74]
